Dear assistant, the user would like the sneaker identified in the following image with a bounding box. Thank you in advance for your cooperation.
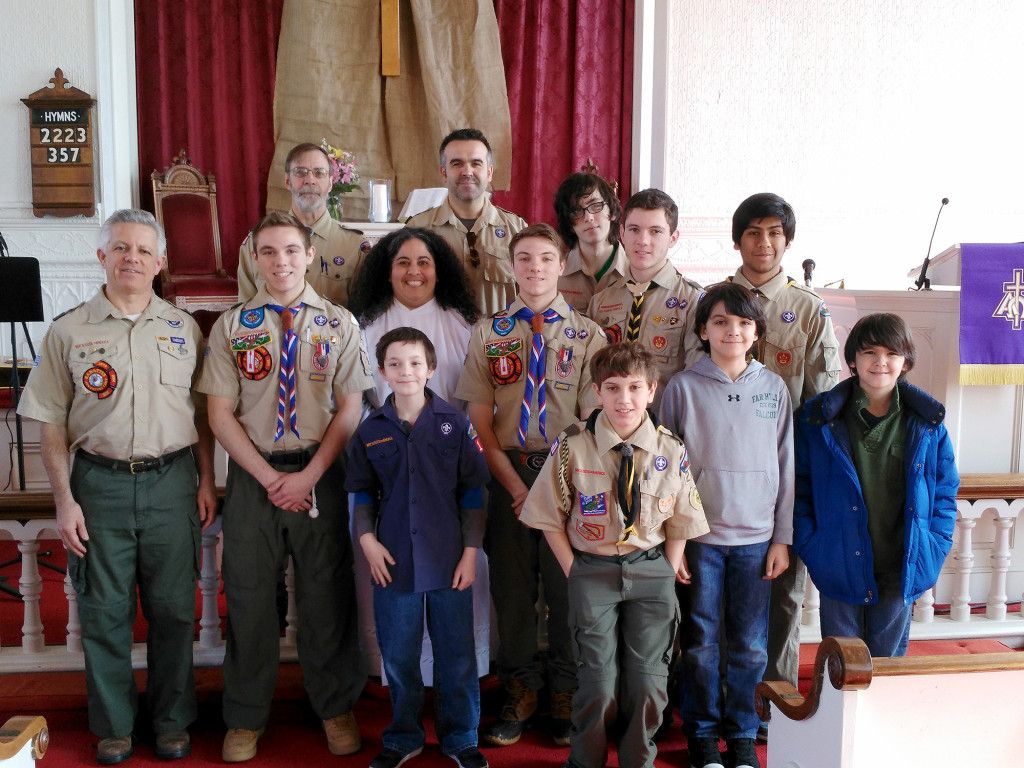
[727,737,760,768]
[755,722,768,744]
[686,734,724,768]
[481,680,538,746]
[451,746,489,768]
[549,688,575,746]
[96,735,134,765]
[222,728,264,763]
[323,711,361,755]
[154,729,191,759]
[371,745,423,768]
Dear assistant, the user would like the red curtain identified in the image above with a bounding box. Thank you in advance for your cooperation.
[134,0,284,277]
[134,0,631,257]
[491,0,634,226]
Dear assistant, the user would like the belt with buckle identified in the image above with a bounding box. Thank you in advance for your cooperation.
[261,449,311,467]
[77,447,191,475]
[513,450,549,472]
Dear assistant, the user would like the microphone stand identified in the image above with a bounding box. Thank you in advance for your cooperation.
[912,198,949,291]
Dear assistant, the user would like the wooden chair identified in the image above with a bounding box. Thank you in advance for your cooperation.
[151,150,237,318]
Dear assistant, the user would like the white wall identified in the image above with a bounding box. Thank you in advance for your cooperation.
[661,0,1024,290]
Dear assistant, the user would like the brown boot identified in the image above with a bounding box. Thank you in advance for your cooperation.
[323,711,361,756]
[481,680,538,746]
[549,688,576,746]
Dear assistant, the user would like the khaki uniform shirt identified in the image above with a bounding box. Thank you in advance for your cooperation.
[454,294,606,452]
[520,410,709,556]
[406,196,527,317]
[17,289,202,460]
[729,269,842,406]
[587,261,705,405]
[558,243,629,316]
[236,210,370,307]
[197,283,373,452]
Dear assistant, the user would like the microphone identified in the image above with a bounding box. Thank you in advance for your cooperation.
[801,259,815,287]
[913,197,949,291]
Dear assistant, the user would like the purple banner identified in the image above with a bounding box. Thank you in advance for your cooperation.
[959,243,1024,366]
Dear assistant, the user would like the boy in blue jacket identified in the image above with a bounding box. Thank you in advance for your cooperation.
[793,312,959,657]
[347,327,492,768]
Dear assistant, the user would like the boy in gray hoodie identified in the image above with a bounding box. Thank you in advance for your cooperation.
[659,282,794,768]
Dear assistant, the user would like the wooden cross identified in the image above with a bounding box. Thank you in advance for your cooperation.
[382,0,400,76]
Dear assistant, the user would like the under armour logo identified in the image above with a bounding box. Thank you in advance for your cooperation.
[728,395,740,402]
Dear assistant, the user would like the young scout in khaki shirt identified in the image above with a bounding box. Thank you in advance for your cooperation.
[587,189,704,409]
[521,343,708,768]
[454,223,606,748]
[198,211,373,763]
[405,129,526,316]
[17,209,216,765]
[553,172,629,312]
[236,142,369,307]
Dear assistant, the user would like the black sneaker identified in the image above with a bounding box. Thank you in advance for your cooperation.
[727,737,760,768]
[451,747,488,768]
[370,746,423,768]
[686,735,725,768]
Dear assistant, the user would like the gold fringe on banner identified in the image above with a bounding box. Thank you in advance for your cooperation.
[959,364,1024,386]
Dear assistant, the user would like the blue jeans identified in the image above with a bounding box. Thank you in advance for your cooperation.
[374,584,479,756]
[680,540,771,740]
[818,576,912,657]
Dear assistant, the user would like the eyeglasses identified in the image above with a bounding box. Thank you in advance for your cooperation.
[288,167,331,179]
[569,200,608,220]
[466,231,480,268]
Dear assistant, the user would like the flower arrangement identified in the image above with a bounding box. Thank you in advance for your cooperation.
[321,138,360,220]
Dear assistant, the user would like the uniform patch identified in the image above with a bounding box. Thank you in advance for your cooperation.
[241,307,264,328]
[698,291,708,302]
[782,310,796,323]
[468,424,484,453]
[659,496,674,512]
[564,327,576,339]
[82,360,117,399]
[236,346,273,380]
[654,456,668,471]
[495,228,507,238]
[578,329,589,339]
[690,487,702,509]
[314,315,328,326]
[818,302,830,317]
[493,316,515,336]
[553,381,571,391]
[668,316,680,325]
[653,336,667,349]
[680,449,690,473]
[309,373,327,382]
[165,315,184,328]
[576,520,605,541]
[333,256,345,266]
[654,354,669,364]
[526,453,547,471]
[360,240,372,253]
[556,347,573,378]
[312,341,331,371]
[578,492,607,516]
[679,300,688,309]
[441,422,453,436]
[666,297,679,308]
[489,348,523,385]
[230,331,272,351]
[549,437,559,456]
[603,324,622,344]
[776,351,792,366]
[329,318,340,328]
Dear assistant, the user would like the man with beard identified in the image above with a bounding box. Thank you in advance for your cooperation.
[237,142,370,307]
[405,129,526,316]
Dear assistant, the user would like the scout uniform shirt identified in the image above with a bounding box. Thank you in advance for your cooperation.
[557,242,629,315]
[237,210,370,307]
[520,409,709,557]
[17,290,202,460]
[586,260,704,405]
[454,294,606,453]
[198,283,373,452]
[406,196,526,317]
[728,269,841,406]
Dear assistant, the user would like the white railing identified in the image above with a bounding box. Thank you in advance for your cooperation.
[3,475,1023,673]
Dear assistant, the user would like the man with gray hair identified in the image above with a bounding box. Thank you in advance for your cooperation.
[18,209,217,765]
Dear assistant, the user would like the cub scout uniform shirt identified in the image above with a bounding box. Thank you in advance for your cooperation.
[557,243,629,315]
[237,210,369,307]
[520,410,709,557]
[586,260,704,405]
[454,295,606,453]
[728,269,841,406]
[198,283,373,453]
[17,290,202,460]
[406,196,526,317]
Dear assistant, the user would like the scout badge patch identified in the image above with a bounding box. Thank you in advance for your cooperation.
[237,347,273,380]
[83,360,117,399]
[486,337,523,385]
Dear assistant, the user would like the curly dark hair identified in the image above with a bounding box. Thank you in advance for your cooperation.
[553,172,621,249]
[347,227,480,327]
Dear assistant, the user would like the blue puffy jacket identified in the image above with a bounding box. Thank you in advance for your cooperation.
[793,378,959,606]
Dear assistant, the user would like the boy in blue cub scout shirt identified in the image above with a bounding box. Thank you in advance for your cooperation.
[521,343,708,768]
[659,282,794,768]
[347,327,492,768]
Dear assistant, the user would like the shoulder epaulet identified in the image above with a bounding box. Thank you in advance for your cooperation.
[562,422,584,439]
[493,205,526,223]
[404,205,442,224]
[682,276,704,292]
[784,278,825,300]
[339,224,365,235]
[51,301,87,323]
[241,230,253,248]
[656,423,685,447]
[226,300,246,313]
